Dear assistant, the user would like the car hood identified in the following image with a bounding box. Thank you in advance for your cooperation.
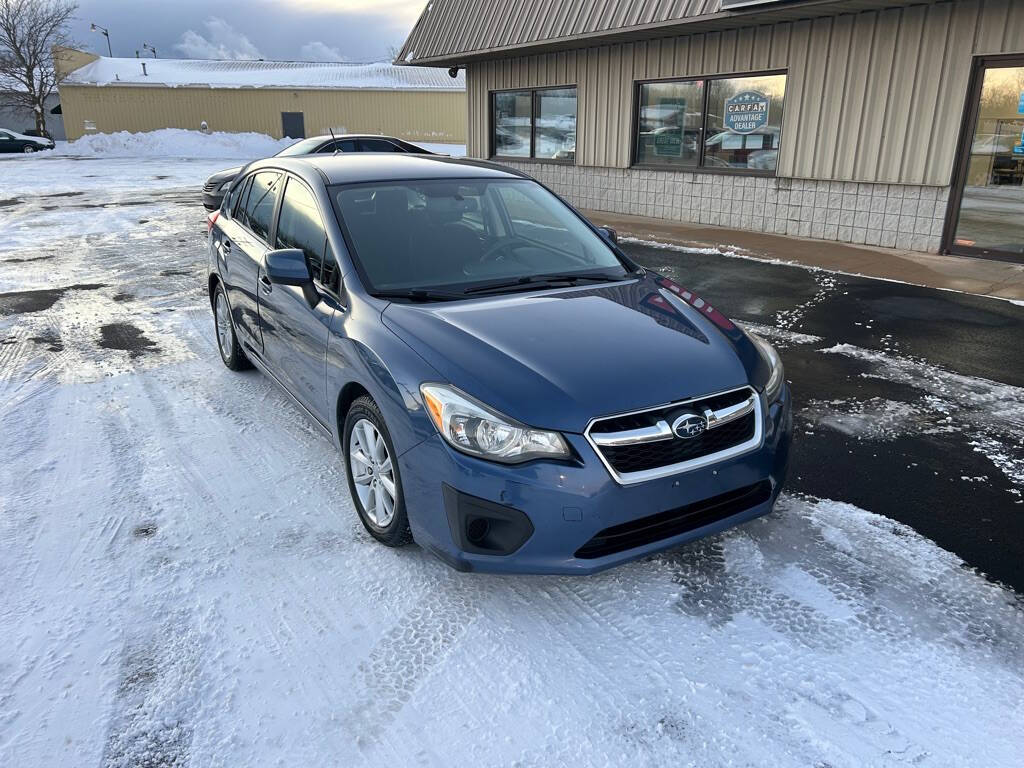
[14,133,51,145]
[382,273,765,433]
[206,166,243,184]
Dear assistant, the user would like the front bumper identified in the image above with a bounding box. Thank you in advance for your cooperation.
[399,384,793,574]
[202,191,224,211]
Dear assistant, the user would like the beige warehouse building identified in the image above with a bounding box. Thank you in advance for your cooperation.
[55,46,466,146]
[398,0,1024,261]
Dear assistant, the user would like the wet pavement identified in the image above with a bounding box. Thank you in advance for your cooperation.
[623,240,1024,592]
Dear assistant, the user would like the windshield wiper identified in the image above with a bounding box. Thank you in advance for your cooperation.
[463,272,626,296]
[373,289,466,303]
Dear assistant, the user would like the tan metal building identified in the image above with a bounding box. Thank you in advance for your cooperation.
[55,47,466,146]
[398,0,1024,260]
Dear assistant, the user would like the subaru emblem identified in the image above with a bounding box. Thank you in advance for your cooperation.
[672,412,707,439]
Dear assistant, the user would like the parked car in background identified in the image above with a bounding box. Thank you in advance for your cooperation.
[206,153,792,574]
[201,134,434,210]
[0,129,56,153]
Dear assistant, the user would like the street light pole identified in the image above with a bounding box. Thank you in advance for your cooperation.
[143,43,157,58]
[89,23,112,57]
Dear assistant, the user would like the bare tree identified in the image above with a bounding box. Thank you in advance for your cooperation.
[0,0,77,136]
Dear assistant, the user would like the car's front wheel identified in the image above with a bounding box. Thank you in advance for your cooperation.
[344,396,413,547]
[22,145,34,153]
[212,281,251,370]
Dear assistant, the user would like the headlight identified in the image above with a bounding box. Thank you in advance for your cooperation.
[748,332,784,402]
[420,383,569,463]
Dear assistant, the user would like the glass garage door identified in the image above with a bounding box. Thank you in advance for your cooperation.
[949,59,1024,260]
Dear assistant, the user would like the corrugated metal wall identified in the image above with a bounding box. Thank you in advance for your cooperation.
[467,0,1024,185]
[59,86,467,143]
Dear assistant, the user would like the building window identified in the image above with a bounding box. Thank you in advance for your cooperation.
[634,72,786,173]
[492,86,577,162]
[636,80,704,168]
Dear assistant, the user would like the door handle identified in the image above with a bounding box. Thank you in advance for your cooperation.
[259,274,273,294]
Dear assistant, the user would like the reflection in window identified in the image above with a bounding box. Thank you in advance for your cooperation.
[535,88,577,161]
[493,90,533,157]
[277,179,328,281]
[635,80,704,168]
[952,65,1024,255]
[632,73,787,173]
[705,74,786,171]
[492,87,577,161]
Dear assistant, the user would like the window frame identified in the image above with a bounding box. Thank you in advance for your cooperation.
[630,68,787,177]
[489,84,577,165]
[241,170,284,245]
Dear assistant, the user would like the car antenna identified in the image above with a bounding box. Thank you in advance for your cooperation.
[329,127,339,155]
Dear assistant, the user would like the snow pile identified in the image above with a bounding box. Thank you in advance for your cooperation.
[54,128,294,159]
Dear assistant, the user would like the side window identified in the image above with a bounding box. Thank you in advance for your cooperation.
[232,176,253,220]
[243,171,282,242]
[223,177,244,216]
[276,177,328,282]
[358,138,401,152]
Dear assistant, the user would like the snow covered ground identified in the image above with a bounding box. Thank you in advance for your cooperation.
[1,153,1023,767]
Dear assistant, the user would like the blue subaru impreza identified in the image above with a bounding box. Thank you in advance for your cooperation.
[207,153,792,574]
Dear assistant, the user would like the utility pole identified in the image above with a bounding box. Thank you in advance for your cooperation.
[143,43,156,58]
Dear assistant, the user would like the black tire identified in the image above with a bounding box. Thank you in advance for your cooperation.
[343,395,413,547]
[212,281,252,371]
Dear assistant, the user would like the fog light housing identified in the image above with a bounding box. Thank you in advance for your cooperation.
[442,484,534,556]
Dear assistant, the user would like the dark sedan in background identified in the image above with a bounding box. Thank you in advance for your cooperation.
[0,129,56,153]
[201,134,434,210]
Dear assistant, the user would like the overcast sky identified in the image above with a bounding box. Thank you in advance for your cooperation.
[70,0,427,63]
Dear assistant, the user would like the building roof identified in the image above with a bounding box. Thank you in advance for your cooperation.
[63,55,466,91]
[396,0,929,66]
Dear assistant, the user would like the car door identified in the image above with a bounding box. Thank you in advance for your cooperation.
[258,175,337,424]
[0,131,15,152]
[221,171,282,354]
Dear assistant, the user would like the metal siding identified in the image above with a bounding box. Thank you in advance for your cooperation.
[58,86,467,143]
[468,1,1024,185]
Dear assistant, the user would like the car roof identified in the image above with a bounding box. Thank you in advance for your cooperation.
[248,153,530,186]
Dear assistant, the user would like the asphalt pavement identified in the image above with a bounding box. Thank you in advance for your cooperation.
[622,240,1024,592]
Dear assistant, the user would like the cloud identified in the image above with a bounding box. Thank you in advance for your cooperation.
[175,17,263,60]
[299,41,347,62]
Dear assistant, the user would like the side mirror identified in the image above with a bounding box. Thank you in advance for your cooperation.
[597,225,618,245]
[265,248,312,286]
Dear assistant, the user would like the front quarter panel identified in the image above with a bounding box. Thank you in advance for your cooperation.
[325,290,441,458]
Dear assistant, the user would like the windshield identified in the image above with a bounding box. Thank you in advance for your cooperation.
[330,179,629,295]
[275,137,324,157]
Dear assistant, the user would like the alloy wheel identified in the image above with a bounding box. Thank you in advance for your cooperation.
[348,418,396,527]
[215,290,232,358]
[22,145,34,153]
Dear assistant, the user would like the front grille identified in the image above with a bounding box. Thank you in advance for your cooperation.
[203,181,218,193]
[587,387,761,483]
[600,413,755,473]
[574,480,773,559]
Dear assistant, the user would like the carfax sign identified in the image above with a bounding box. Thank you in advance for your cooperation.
[724,90,770,134]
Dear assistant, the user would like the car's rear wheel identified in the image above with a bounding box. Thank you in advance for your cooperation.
[212,282,251,370]
[344,396,413,547]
